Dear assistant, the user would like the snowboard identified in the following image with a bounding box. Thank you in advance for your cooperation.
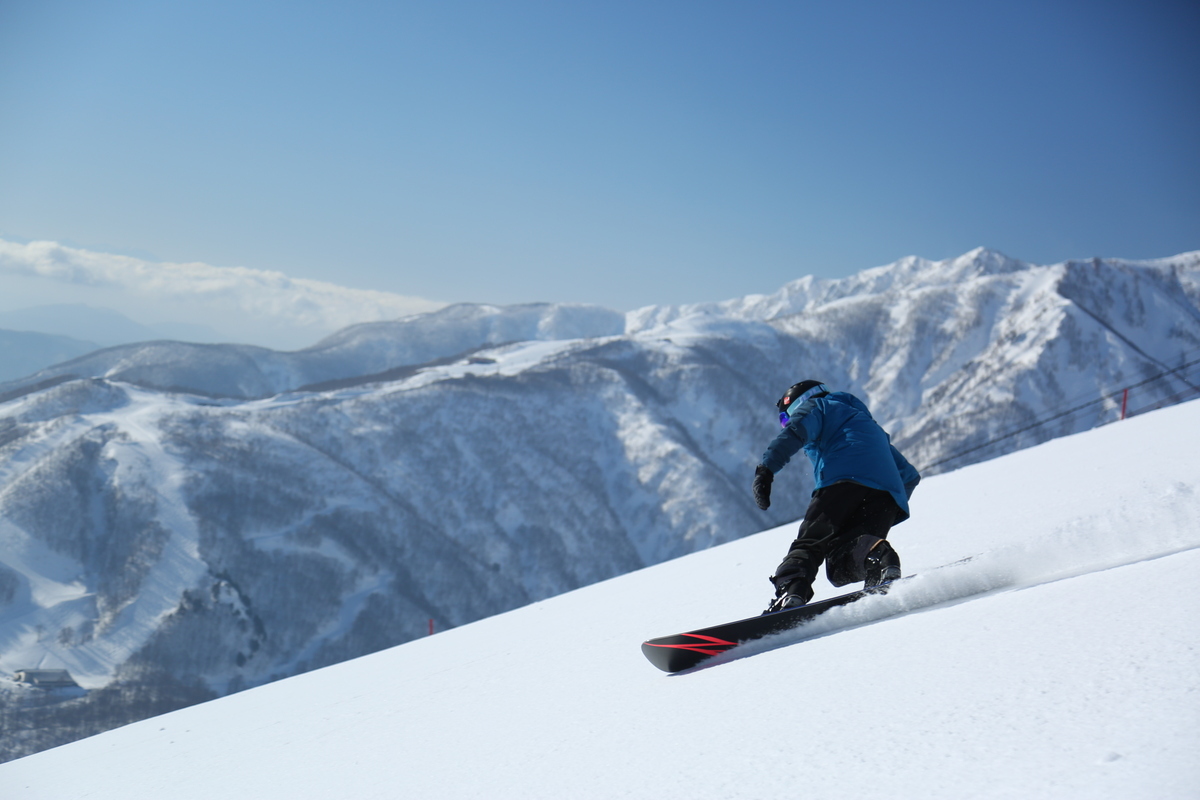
[641,583,892,673]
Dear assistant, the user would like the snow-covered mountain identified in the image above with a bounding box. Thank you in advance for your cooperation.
[0,302,626,399]
[1,398,1196,798]
[0,248,1198,761]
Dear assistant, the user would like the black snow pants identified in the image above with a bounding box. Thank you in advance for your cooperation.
[770,481,902,602]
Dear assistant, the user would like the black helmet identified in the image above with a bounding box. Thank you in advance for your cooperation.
[777,380,829,413]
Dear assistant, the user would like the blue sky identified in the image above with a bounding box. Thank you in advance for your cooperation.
[1,0,1197,326]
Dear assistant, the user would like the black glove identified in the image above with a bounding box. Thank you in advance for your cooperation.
[752,465,773,510]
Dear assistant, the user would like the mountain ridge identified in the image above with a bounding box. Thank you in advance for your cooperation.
[6,248,1198,403]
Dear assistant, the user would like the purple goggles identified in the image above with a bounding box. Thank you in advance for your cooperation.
[777,383,830,428]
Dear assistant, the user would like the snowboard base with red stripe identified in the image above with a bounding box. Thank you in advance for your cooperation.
[641,584,889,673]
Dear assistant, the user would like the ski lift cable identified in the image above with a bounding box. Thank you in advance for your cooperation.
[920,352,1200,472]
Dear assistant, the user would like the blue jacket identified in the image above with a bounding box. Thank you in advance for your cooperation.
[761,391,920,522]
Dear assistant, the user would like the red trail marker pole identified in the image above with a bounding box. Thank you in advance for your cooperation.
[1120,388,1129,420]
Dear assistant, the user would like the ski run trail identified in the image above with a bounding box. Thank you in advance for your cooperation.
[2,399,1198,799]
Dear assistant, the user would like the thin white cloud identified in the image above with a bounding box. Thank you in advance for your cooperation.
[0,238,445,333]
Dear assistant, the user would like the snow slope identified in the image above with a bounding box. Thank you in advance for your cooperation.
[2,399,1197,799]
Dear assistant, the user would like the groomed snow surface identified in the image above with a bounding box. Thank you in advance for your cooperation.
[3,400,1199,799]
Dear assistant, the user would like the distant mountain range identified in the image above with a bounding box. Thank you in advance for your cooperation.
[0,302,626,398]
[0,304,224,349]
[1,247,1198,760]
[0,303,230,382]
[0,329,98,383]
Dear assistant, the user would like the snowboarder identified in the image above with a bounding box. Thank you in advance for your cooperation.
[752,381,920,613]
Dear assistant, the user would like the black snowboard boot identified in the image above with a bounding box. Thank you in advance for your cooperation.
[864,540,901,589]
[763,579,815,614]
